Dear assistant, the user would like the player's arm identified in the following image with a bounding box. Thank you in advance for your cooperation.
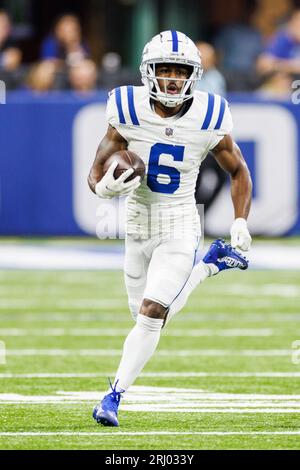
[210,134,252,251]
[88,125,140,199]
[88,124,127,193]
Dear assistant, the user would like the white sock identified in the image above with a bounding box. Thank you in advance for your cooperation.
[113,314,164,392]
[167,261,217,323]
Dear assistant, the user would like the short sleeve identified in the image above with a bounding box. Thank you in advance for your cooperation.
[105,87,131,143]
[105,89,119,128]
[208,98,233,150]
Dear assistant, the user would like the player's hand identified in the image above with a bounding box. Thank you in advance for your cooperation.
[95,161,141,199]
[230,218,252,252]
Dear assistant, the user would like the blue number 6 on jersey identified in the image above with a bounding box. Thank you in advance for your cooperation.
[147,143,185,194]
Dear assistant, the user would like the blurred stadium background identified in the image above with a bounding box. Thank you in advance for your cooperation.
[0,0,300,450]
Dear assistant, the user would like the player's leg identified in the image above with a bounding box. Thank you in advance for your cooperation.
[166,238,249,324]
[111,237,197,393]
[93,237,194,426]
[93,238,248,426]
[111,299,166,389]
[165,259,211,324]
[118,236,160,393]
[143,236,199,309]
[123,234,150,321]
[93,298,166,427]
[93,235,159,426]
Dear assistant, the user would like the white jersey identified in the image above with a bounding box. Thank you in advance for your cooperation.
[106,85,233,238]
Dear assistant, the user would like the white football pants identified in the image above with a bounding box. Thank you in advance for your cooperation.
[124,233,200,321]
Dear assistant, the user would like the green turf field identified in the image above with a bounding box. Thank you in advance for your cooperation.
[0,267,300,450]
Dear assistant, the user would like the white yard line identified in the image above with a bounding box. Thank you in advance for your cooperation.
[0,385,300,402]
[1,406,300,412]
[1,243,300,270]
[1,387,300,413]
[0,245,123,270]
[0,328,276,337]
[2,349,295,357]
[1,372,300,378]
[1,286,300,298]
[0,299,126,309]
[1,313,300,323]
[226,284,300,298]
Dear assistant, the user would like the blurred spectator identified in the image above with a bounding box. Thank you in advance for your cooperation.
[252,0,293,41]
[102,52,121,75]
[26,60,56,93]
[214,8,263,91]
[68,59,98,94]
[195,41,226,96]
[255,70,293,99]
[41,14,89,68]
[257,9,300,76]
[0,10,22,72]
[214,19,263,74]
[99,51,141,89]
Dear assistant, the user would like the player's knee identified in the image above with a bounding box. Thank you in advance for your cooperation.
[140,298,168,319]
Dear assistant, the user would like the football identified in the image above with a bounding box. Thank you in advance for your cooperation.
[103,150,145,182]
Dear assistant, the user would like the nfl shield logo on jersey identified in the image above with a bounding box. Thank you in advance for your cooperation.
[165,127,173,136]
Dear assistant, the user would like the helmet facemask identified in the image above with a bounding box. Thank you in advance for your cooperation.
[141,59,203,108]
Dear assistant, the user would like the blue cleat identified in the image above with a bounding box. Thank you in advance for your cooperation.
[93,381,122,427]
[203,238,249,272]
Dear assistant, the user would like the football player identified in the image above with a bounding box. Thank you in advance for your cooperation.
[88,31,252,427]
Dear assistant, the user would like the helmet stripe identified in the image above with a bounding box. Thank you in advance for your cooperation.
[115,87,126,124]
[201,93,215,129]
[127,86,140,126]
[171,30,179,52]
[214,97,226,130]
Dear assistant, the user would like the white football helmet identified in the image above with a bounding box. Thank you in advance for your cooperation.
[140,30,203,108]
